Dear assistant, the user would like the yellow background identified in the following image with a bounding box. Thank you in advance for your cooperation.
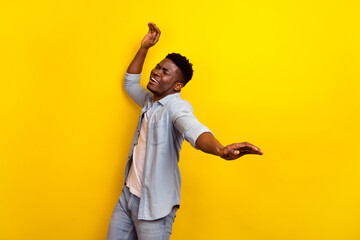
[1,0,359,239]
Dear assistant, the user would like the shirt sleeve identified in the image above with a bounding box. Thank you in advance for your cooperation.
[172,101,213,149]
[124,72,152,108]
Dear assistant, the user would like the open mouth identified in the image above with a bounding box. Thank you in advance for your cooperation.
[150,77,159,84]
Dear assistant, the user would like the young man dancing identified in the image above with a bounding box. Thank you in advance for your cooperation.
[106,22,263,240]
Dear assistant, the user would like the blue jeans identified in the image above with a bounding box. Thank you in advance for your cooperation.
[106,186,178,240]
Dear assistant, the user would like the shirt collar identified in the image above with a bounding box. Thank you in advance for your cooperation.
[154,92,181,106]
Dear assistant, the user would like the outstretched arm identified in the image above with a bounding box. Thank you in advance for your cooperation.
[195,132,263,160]
[127,22,161,74]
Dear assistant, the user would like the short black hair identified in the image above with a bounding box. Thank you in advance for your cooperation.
[166,53,193,85]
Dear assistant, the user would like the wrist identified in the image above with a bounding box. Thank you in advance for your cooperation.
[216,145,224,157]
[140,45,150,51]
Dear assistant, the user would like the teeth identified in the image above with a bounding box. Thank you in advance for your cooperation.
[151,77,159,84]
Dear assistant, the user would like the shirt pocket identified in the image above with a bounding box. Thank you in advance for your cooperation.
[148,122,168,145]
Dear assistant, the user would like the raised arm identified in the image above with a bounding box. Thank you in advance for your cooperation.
[195,132,263,160]
[124,23,161,107]
[127,22,161,74]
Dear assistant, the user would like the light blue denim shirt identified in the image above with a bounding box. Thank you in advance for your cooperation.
[123,72,212,220]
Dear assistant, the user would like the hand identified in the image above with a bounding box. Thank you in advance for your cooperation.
[219,142,263,160]
[141,22,161,49]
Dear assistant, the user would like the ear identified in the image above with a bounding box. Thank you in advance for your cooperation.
[174,82,184,92]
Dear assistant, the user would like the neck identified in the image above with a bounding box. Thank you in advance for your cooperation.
[152,91,179,103]
[153,96,161,102]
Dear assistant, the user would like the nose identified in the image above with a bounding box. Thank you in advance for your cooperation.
[152,69,160,77]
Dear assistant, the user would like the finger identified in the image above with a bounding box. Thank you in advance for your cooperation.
[149,22,156,33]
[239,150,252,155]
[227,153,244,160]
[225,147,240,157]
[240,147,262,155]
[232,149,240,155]
[149,28,157,41]
[148,22,152,32]
[153,24,161,35]
[249,147,263,155]
[242,143,263,155]
[147,22,153,33]
[154,32,160,43]
[248,148,263,155]
[228,143,263,155]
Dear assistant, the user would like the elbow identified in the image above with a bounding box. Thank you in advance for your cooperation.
[123,81,132,95]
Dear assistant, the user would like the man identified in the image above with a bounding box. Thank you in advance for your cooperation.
[107,22,263,240]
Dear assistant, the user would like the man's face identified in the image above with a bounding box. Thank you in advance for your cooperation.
[147,58,184,100]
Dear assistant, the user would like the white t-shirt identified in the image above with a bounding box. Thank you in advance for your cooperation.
[126,107,152,198]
